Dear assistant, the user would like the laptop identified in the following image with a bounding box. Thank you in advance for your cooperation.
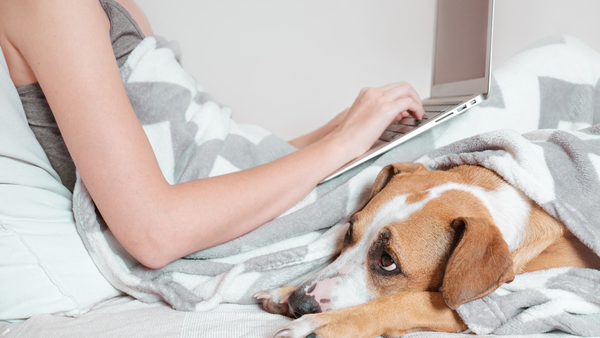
[321,0,495,183]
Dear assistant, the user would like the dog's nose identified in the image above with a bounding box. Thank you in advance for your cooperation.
[288,290,321,318]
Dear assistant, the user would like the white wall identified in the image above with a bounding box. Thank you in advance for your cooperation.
[137,0,600,141]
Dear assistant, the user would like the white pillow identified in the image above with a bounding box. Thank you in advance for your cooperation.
[0,48,121,321]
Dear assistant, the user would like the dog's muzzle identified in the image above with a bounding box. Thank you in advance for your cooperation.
[288,285,322,318]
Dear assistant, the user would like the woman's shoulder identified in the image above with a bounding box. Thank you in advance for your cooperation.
[0,0,151,87]
[0,0,111,87]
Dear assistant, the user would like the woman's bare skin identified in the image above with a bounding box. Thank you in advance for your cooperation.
[0,0,424,269]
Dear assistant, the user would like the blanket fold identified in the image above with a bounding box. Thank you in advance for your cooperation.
[418,127,600,336]
[73,34,600,336]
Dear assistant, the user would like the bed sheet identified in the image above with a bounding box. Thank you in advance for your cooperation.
[0,296,577,338]
[0,296,291,338]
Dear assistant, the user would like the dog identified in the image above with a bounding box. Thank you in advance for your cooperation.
[255,162,600,338]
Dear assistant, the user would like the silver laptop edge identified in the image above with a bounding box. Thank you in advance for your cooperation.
[321,0,495,183]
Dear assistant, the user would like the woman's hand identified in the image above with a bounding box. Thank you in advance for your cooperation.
[290,83,423,153]
[328,82,424,159]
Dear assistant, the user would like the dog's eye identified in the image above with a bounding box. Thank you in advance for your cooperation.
[344,222,354,245]
[380,253,397,272]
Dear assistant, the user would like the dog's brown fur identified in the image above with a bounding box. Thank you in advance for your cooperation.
[259,163,600,337]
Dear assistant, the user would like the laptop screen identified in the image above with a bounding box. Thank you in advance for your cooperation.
[432,0,490,86]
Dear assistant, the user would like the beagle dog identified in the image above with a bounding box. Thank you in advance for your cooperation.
[255,162,600,338]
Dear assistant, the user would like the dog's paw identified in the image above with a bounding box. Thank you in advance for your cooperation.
[271,308,377,338]
[254,285,297,316]
[272,314,320,338]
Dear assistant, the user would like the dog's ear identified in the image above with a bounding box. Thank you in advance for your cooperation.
[441,217,514,310]
[367,163,429,201]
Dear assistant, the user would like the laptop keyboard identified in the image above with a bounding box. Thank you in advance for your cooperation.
[378,100,462,142]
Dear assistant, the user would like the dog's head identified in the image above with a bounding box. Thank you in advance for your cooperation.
[288,163,516,317]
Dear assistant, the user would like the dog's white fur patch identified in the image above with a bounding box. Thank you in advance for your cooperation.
[427,182,531,251]
[300,180,531,311]
[275,314,318,338]
[363,181,530,251]
[302,195,428,311]
[301,258,372,312]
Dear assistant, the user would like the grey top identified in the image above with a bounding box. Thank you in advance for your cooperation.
[17,0,145,192]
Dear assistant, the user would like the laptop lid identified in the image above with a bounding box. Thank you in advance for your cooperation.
[430,0,494,98]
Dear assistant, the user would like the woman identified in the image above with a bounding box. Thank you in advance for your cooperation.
[0,0,423,269]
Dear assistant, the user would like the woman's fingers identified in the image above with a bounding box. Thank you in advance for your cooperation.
[382,83,425,120]
[333,82,424,157]
[380,81,409,91]
[347,83,424,130]
[387,97,423,122]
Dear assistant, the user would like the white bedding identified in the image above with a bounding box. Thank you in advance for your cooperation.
[0,296,291,338]
[0,298,574,338]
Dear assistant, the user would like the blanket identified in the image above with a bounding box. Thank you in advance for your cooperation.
[419,127,600,336]
[73,34,600,336]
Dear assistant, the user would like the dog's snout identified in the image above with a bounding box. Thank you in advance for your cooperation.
[288,290,321,318]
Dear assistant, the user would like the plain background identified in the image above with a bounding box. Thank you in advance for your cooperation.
[136,0,600,141]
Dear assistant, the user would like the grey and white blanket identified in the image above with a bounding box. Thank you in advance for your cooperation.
[419,127,600,336]
[73,34,600,336]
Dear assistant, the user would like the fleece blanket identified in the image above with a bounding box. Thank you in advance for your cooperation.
[418,127,600,336]
[73,34,600,336]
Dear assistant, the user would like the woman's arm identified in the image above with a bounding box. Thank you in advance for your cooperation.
[5,0,423,269]
[289,108,349,149]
